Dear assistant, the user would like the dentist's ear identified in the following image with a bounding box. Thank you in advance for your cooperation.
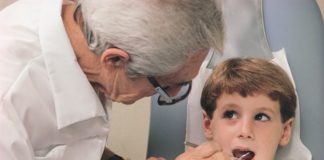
[279,118,294,146]
[202,111,213,140]
[100,48,129,67]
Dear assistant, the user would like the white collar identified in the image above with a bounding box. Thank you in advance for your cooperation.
[39,0,106,129]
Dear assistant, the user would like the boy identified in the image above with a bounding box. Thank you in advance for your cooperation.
[200,58,296,160]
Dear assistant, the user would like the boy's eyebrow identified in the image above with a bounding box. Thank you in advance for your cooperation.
[216,103,240,113]
[219,103,240,110]
[219,104,276,115]
[256,107,276,115]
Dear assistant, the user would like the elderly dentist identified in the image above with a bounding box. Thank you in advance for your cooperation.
[0,0,225,159]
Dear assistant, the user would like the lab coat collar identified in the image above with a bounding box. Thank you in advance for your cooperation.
[39,0,106,129]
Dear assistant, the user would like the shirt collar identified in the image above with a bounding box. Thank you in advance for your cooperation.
[39,0,106,129]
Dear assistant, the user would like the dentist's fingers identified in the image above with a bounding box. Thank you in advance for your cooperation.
[176,141,223,160]
[194,141,222,157]
[209,151,231,160]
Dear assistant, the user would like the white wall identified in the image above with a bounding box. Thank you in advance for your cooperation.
[108,98,151,160]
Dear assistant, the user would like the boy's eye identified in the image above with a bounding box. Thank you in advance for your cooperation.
[255,113,270,121]
[223,110,238,119]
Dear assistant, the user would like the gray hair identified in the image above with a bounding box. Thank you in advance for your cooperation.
[76,0,224,77]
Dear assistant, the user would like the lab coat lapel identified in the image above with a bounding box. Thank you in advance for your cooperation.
[39,0,106,129]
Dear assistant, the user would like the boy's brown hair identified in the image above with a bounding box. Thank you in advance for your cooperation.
[201,58,296,123]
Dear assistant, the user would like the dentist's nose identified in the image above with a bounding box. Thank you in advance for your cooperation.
[238,119,255,140]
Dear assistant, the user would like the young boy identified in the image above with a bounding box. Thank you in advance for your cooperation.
[200,58,296,160]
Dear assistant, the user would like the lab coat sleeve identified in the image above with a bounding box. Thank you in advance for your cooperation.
[0,100,34,160]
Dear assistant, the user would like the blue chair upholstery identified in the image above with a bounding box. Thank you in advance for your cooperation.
[263,1,324,159]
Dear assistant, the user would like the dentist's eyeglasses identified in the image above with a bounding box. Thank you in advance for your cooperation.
[147,76,192,106]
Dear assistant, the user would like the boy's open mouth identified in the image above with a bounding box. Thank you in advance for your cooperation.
[232,149,255,160]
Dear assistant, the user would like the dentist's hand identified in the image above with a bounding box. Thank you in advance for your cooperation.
[176,141,231,160]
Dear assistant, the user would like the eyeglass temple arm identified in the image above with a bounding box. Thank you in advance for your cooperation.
[147,77,173,103]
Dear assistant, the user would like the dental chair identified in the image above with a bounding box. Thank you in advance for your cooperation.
[148,0,324,159]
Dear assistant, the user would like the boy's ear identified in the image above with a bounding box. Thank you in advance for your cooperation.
[202,111,213,140]
[100,48,129,67]
[279,118,294,146]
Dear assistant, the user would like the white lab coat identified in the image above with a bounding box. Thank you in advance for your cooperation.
[0,0,110,159]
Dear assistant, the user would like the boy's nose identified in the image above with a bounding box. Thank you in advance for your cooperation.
[238,119,255,140]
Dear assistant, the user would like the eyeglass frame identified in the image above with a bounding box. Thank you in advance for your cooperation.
[147,76,192,106]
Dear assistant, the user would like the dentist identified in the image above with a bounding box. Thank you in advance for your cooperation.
[0,0,224,159]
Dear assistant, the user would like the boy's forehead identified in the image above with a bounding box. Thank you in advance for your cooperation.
[216,92,280,112]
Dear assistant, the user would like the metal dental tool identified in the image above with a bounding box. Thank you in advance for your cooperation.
[237,152,250,160]
[184,141,198,148]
